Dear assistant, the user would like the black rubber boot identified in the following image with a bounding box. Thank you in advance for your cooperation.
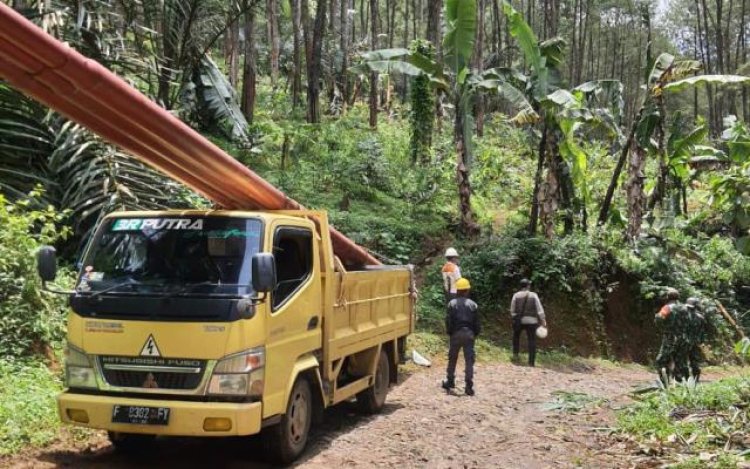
[465,381,475,396]
[442,378,455,391]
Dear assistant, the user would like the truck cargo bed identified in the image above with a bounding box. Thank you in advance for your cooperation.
[323,266,414,377]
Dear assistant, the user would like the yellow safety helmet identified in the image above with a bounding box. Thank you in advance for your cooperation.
[456,278,471,290]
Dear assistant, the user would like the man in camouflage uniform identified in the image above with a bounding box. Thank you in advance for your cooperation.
[685,297,708,382]
[655,288,688,385]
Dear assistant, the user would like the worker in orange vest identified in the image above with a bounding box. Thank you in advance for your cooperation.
[442,247,461,305]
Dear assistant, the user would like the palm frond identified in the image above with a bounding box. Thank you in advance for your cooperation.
[0,84,197,239]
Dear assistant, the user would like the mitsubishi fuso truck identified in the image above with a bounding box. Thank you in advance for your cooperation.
[37,209,415,464]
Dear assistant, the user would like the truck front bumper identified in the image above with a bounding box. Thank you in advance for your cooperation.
[58,392,263,436]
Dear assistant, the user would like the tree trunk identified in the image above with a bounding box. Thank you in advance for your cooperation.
[412,0,418,40]
[427,0,443,129]
[157,14,176,109]
[492,0,501,55]
[648,94,668,211]
[625,144,647,242]
[743,0,749,123]
[267,0,281,85]
[385,0,395,49]
[404,0,410,46]
[426,0,442,53]
[474,0,485,137]
[576,0,589,84]
[529,125,547,235]
[369,0,379,128]
[302,0,313,78]
[225,18,240,88]
[539,125,561,239]
[698,0,718,134]
[291,0,303,109]
[241,1,257,124]
[340,0,351,109]
[598,127,634,225]
[455,96,480,237]
[306,0,327,123]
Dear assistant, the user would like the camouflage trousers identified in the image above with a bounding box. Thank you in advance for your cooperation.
[655,337,675,384]
[688,345,702,381]
[672,340,699,382]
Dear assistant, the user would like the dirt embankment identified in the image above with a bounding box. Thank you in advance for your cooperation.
[4,361,656,469]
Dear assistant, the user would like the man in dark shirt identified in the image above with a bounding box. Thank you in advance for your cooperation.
[442,278,480,396]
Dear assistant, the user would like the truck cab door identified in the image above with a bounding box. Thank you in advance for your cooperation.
[263,224,322,417]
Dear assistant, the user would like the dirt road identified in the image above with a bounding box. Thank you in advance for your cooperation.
[5,360,654,468]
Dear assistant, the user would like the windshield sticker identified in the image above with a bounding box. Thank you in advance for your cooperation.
[184,228,262,239]
[88,272,104,281]
[112,218,204,231]
[81,266,103,282]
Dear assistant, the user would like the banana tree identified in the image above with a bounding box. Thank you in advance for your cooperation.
[597,52,750,241]
[709,118,750,251]
[500,2,624,237]
[352,0,535,237]
[354,0,621,237]
[659,114,719,216]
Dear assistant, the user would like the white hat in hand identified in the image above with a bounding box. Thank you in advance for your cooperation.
[536,326,548,339]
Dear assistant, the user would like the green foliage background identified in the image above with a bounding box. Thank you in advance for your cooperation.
[0,192,71,359]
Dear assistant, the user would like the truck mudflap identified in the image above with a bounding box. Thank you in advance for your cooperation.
[58,392,262,437]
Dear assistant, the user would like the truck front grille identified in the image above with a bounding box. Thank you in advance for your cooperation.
[98,356,206,390]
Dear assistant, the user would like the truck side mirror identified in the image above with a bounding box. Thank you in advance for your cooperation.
[251,253,276,293]
[37,246,58,282]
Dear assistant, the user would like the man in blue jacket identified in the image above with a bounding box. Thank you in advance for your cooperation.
[442,278,480,396]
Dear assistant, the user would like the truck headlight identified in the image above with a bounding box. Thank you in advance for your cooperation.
[209,348,264,397]
[65,345,97,389]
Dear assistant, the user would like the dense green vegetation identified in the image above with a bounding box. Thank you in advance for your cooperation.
[0,193,70,359]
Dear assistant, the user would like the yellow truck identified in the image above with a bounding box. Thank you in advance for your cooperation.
[37,209,415,463]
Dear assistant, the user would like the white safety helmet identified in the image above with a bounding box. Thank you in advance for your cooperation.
[536,326,548,339]
[445,247,459,258]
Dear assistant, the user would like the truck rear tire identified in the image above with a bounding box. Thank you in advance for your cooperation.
[107,431,156,453]
[263,377,313,465]
[356,349,390,414]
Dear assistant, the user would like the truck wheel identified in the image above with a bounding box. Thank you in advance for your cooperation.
[107,431,155,453]
[356,349,390,414]
[264,377,313,465]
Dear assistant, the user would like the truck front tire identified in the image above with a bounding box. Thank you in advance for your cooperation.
[264,377,313,465]
[356,349,390,414]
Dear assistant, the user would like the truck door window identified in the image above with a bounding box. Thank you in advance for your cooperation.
[272,228,313,310]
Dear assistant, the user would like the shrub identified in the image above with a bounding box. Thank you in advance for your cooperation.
[0,191,71,359]
[418,224,744,362]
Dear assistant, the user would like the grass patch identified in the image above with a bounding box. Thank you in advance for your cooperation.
[0,359,62,455]
[617,375,750,462]
[407,330,622,370]
[671,454,744,468]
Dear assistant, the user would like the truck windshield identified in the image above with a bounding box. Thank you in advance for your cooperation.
[78,216,263,296]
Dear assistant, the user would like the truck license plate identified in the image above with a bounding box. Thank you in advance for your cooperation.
[112,405,170,425]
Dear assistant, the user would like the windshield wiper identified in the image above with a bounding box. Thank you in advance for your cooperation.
[84,278,168,299]
[158,282,251,299]
[85,279,137,299]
